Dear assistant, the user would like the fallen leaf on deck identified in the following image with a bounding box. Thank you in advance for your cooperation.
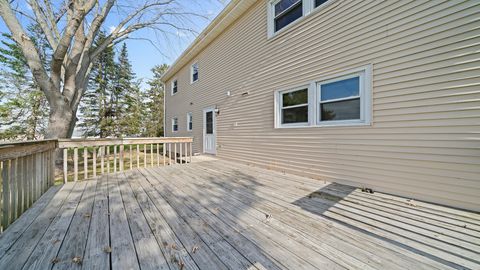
[72,256,82,264]
[191,246,199,253]
[103,246,112,253]
[51,258,60,264]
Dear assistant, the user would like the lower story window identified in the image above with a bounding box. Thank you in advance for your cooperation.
[172,117,178,132]
[280,88,309,125]
[187,112,193,131]
[275,66,371,128]
[318,76,361,121]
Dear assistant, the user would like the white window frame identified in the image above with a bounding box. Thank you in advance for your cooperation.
[191,62,199,83]
[275,84,314,128]
[187,112,193,131]
[274,65,372,128]
[267,0,333,38]
[172,117,178,132]
[171,79,178,95]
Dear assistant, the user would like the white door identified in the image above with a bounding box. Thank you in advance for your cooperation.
[203,108,216,154]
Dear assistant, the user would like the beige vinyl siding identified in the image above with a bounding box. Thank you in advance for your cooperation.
[164,0,480,211]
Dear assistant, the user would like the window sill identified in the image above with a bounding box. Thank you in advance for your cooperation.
[275,121,371,129]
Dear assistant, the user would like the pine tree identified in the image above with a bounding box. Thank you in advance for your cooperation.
[0,26,49,141]
[143,64,168,137]
[115,43,143,137]
[78,32,117,138]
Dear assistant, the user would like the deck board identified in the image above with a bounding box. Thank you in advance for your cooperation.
[0,158,479,270]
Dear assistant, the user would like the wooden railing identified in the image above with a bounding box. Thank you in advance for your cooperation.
[58,137,193,182]
[0,137,193,231]
[0,140,56,231]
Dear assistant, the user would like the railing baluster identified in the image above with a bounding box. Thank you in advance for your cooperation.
[120,145,124,171]
[63,148,68,183]
[106,146,110,173]
[156,143,160,166]
[28,155,34,204]
[144,144,147,168]
[22,156,27,213]
[17,157,24,215]
[50,150,54,187]
[101,146,105,175]
[41,152,45,193]
[25,156,29,209]
[2,160,10,228]
[93,147,97,178]
[174,143,177,164]
[84,147,88,180]
[190,142,193,163]
[163,143,166,166]
[150,144,154,167]
[180,143,183,165]
[129,145,133,170]
[168,143,171,165]
[113,145,117,173]
[10,159,17,221]
[73,148,78,182]
[136,144,140,168]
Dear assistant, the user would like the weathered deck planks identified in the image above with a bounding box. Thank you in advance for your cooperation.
[0,159,478,270]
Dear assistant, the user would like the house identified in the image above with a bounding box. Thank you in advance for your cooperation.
[161,0,480,211]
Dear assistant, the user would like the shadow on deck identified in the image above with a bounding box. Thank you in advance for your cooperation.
[0,158,478,270]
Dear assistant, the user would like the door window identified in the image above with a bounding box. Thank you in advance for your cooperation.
[206,111,213,134]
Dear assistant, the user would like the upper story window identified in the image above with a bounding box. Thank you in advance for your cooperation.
[187,112,193,131]
[273,0,303,32]
[171,80,178,95]
[315,0,328,7]
[191,62,199,83]
[275,65,371,128]
[172,117,178,132]
[268,0,331,37]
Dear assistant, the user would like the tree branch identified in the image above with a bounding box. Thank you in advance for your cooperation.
[0,0,58,103]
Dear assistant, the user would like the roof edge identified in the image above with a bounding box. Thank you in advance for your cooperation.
[161,0,256,82]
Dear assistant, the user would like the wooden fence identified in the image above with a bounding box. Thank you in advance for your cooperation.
[0,137,193,231]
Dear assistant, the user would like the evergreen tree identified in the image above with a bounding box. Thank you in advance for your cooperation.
[0,26,49,141]
[115,43,142,137]
[144,64,168,137]
[78,32,117,138]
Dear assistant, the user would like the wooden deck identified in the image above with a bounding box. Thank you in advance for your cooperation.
[0,159,479,270]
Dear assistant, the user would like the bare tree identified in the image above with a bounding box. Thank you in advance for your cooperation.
[0,0,203,138]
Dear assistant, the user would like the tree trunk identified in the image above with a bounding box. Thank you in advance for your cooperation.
[45,99,77,139]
